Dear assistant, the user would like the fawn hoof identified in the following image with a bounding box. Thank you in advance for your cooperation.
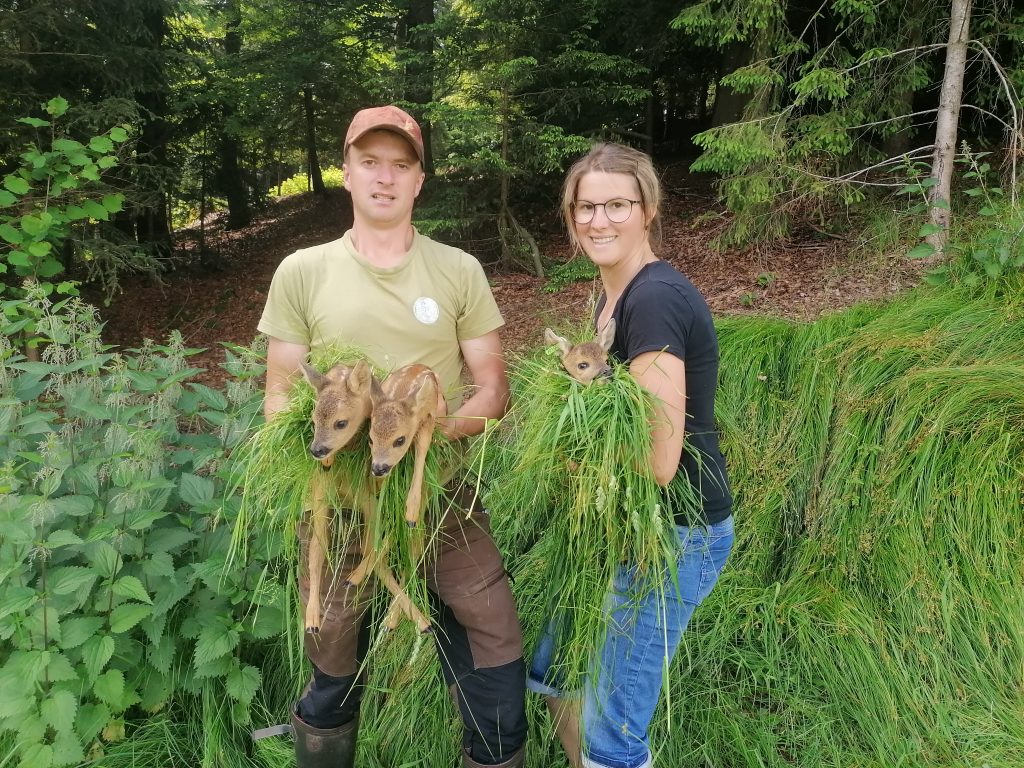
[421,626,433,635]
[406,520,417,529]
[305,626,320,636]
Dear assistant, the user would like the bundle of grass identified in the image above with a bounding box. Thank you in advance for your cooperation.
[227,347,463,654]
[491,328,699,697]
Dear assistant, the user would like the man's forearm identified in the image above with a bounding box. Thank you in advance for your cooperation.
[438,384,508,440]
[263,390,290,421]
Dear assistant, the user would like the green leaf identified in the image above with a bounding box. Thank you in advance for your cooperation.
[142,552,175,581]
[97,155,118,169]
[51,731,85,766]
[108,602,151,633]
[81,634,115,678]
[145,527,196,553]
[52,138,83,153]
[194,622,240,666]
[148,634,175,674]
[41,689,78,733]
[91,542,121,579]
[44,529,83,549]
[27,241,52,257]
[46,97,69,116]
[20,213,46,236]
[45,653,78,682]
[92,669,125,709]
[89,136,114,153]
[112,576,152,605]
[0,223,23,244]
[59,616,104,650]
[226,664,261,704]
[64,204,89,221]
[76,702,111,742]
[101,194,123,213]
[249,606,284,639]
[109,126,128,142]
[917,223,943,237]
[82,199,108,220]
[179,473,215,507]
[906,243,936,259]
[3,175,29,195]
[0,189,16,206]
[51,495,94,517]
[0,585,39,617]
[979,206,997,216]
[15,742,53,768]
[17,117,50,128]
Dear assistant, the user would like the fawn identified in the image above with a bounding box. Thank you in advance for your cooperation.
[544,318,616,384]
[300,360,430,634]
[367,364,441,528]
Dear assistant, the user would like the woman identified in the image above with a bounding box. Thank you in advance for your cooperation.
[527,143,734,768]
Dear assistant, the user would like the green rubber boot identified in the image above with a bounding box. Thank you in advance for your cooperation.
[292,711,358,768]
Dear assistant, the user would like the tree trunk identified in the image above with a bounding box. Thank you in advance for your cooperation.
[711,43,753,127]
[303,87,326,196]
[403,0,435,174]
[220,0,252,230]
[135,0,172,255]
[926,0,973,255]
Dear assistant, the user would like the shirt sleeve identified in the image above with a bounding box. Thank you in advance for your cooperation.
[619,280,695,362]
[257,252,312,345]
[456,254,504,340]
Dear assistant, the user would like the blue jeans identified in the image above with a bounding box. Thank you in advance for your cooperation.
[527,516,734,768]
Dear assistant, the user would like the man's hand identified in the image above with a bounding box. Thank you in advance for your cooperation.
[434,390,454,440]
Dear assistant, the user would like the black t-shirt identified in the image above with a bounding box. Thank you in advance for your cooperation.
[596,260,733,525]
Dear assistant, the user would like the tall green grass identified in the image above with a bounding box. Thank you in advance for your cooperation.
[105,280,1024,767]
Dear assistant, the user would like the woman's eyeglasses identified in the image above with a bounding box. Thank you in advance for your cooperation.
[571,198,641,224]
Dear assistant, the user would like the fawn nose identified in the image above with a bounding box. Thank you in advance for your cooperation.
[310,443,330,459]
[371,462,392,477]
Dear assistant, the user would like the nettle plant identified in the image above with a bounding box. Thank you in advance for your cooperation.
[0,283,278,766]
[904,151,1024,286]
[1,97,128,351]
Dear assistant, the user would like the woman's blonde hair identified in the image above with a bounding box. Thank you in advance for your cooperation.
[561,142,662,254]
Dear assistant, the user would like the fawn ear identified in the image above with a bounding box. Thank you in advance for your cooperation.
[301,361,324,391]
[348,359,371,396]
[369,374,385,408]
[598,318,616,352]
[413,371,438,414]
[544,328,572,356]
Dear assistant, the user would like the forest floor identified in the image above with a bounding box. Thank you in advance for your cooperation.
[88,162,923,386]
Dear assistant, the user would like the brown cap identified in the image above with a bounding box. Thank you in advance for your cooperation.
[344,105,425,166]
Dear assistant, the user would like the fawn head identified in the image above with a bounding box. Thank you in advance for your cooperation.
[368,366,439,477]
[544,318,616,384]
[301,359,373,462]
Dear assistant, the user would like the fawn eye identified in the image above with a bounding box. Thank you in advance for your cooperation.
[577,362,589,370]
[334,419,348,430]
[393,436,406,448]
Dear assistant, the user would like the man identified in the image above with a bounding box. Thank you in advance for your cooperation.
[258,105,526,768]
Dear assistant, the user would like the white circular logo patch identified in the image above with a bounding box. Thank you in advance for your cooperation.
[413,296,440,325]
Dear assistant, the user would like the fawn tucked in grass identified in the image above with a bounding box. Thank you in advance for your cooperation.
[544,318,616,384]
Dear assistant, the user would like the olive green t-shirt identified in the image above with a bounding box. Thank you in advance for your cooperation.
[258,229,504,409]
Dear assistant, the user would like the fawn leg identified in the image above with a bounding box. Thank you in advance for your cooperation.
[304,462,332,634]
[404,417,433,527]
[344,487,379,587]
[377,566,431,633]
